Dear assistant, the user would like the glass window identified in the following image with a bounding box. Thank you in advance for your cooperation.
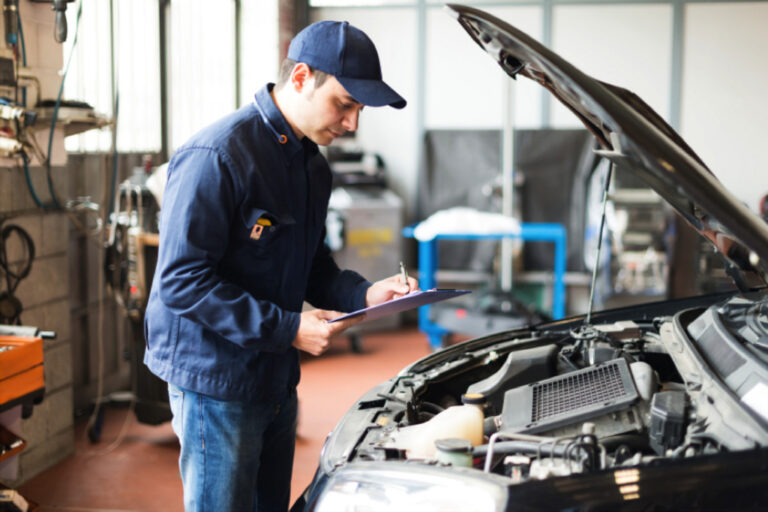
[310,0,414,6]
[167,0,236,150]
[238,0,279,107]
[63,0,161,153]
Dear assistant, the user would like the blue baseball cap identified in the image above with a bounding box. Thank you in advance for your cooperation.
[287,21,406,109]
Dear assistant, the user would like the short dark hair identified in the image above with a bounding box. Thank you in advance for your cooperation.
[276,58,330,89]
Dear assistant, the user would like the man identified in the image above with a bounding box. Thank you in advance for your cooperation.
[144,20,414,511]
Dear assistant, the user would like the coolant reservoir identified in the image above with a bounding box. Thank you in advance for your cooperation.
[386,394,485,459]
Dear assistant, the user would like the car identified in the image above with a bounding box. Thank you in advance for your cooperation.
[291,4,768,511]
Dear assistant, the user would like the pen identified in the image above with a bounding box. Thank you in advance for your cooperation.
[399,261,409,290]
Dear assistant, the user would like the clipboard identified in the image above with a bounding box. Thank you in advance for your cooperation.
[328,289,471,324]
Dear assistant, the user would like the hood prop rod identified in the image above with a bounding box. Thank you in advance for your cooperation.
[585,161,615,326]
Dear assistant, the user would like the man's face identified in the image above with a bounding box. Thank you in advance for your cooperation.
[295,74,364,146]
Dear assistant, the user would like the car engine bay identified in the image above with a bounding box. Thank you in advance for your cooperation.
[342,294,768,484]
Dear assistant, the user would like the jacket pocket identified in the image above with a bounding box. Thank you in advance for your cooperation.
[241,208,295,249]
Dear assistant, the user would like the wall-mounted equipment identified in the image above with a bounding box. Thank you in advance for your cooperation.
[2,0,17,48]
[105,164,160,322]
[29,0,75,43]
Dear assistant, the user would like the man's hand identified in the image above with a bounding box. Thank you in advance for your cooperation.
[365,274,420,307]
[292,309,361,356]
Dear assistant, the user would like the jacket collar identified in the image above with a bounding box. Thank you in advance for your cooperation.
[253,83,318,161]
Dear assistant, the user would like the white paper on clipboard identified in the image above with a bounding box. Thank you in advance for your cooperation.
[328,289,471,324]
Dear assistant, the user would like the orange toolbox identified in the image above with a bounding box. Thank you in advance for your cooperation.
[0,335,45,412]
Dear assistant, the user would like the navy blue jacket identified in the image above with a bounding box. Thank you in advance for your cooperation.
[144,84,371,403]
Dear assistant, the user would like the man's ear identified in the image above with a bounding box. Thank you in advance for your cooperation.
[291,62,312,92]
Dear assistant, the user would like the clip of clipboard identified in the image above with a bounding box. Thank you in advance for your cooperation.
[328,289,471,324]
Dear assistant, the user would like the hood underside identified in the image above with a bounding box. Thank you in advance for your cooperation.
[446,3,768,290]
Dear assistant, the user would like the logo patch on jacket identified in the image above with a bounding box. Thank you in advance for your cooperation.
[250,217,273,240]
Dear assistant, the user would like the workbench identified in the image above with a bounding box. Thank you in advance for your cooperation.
[402,223,567,350]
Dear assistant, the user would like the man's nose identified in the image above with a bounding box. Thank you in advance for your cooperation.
[342,109,359,132]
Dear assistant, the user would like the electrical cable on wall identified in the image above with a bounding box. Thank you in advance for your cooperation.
[43,0,84,210]
[10,0,48,209]
[11,1,101,241]
[14,0,27,107]
[8,0,84,211]
[4,0,106,241]
[0,221,35,325]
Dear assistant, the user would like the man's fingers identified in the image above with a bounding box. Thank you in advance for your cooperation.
[294,309,341,356]
[312,309,339,321]
[328,314,364,334]
[311,338,330,356]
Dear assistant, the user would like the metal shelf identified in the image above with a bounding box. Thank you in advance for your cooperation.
[33,106,112,137]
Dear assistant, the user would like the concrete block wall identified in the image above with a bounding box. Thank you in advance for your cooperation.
[1,1,101,486]
[2,158,143,485]
[1,209,75,484]
[2,0,185,486]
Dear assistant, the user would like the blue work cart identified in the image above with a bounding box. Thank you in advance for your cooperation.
[402,223,567,350]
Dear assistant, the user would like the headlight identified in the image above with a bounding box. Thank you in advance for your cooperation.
[314,463,508,512]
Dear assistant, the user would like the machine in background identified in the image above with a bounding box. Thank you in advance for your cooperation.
[325,147,404,352]
[583,159,672,309]
[96,161,170,440]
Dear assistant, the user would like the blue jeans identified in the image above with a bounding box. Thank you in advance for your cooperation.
[168,383,298,512]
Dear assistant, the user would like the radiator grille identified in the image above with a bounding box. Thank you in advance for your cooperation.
[531,362,627,422]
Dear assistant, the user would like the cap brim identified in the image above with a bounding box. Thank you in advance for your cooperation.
[337,77,407,109]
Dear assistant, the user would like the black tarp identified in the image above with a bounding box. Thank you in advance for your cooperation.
[418,129,598,274]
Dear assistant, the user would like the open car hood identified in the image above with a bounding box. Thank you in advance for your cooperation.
[447,3,768,290]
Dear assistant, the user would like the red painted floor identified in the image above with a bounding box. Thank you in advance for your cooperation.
[17,327,430,511]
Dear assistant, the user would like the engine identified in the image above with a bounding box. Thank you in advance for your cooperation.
[360,302,768,483]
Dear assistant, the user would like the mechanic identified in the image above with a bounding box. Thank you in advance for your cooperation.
[143,20,414,511]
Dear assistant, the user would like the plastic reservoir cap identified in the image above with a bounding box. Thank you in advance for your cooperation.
[461,393,486,405]
[435,438,473,454]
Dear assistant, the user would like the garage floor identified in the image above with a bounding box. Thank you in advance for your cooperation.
[17,327,432,511]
